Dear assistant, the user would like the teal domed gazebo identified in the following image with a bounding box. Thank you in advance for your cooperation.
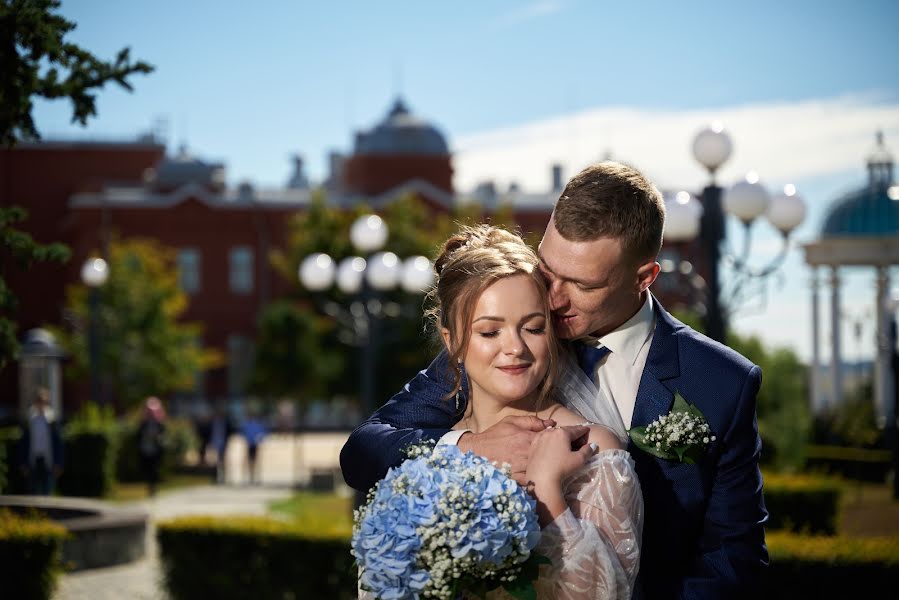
[804,132,899,418]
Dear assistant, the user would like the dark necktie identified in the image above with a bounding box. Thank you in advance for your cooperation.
[575,342,612,380]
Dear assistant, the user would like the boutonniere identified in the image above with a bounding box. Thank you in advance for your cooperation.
[629,392,716,464]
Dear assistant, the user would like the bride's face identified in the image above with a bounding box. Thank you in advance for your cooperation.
[448,274,551,407]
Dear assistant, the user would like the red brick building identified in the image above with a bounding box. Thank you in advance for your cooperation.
[0,99,572,419]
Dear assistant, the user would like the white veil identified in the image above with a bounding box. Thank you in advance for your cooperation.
[555,349,628,444]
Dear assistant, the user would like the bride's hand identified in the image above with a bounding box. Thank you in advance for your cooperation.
[525,425,596,489]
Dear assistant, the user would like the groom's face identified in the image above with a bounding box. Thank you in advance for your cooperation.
[538,221,645,340]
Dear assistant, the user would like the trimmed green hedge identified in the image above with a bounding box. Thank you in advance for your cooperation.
[157,516,356,600]
[0,427,25,494]
[805,444,892,483]
[0,509,69,600]
[763,472,842,534]
[765,532,899,597]
[57,430,117,498]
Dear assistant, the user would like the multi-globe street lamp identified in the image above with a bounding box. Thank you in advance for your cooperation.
[80,257,109,406]
[298,214,434,418]
[663,123,808,343]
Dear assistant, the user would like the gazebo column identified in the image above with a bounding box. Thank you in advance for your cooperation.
[830,266,843,409]
[810,268,822,413]
[875,267,893,426]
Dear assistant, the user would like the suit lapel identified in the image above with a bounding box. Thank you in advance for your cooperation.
[630,298,682,429]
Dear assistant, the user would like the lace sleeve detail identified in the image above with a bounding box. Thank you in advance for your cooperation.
[533,448,644,600]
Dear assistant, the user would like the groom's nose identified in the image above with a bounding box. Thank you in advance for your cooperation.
[547,280,568,311]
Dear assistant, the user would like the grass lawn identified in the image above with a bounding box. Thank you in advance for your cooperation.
[268,490,354,538]
[109,473,213,503]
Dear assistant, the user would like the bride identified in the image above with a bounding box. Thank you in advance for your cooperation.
[420,224,642,599]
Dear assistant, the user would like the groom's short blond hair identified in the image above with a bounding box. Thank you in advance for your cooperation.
[553,161,665,264]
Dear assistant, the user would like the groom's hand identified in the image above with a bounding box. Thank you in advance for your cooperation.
[457,415,555,485]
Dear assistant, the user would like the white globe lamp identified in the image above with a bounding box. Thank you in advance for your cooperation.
[766,184,807,234]
[81,258,109,288]
[299,253,336,291]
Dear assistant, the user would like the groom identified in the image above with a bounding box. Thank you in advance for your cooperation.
[340,161,768,599]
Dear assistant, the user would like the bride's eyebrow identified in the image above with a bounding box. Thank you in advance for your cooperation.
[472,316,504,324]
[473,312,544,324]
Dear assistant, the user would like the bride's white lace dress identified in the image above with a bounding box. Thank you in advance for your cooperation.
[359,352,644,600]
[486,447,642,600]
[487,353,643,600]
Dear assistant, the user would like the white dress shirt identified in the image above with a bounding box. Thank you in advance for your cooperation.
[580,293,656,428]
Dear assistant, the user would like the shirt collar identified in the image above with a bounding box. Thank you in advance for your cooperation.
[581,292,655,366]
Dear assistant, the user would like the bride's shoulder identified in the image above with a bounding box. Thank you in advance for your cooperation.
[541,404,583,426]
[544,406,623,450]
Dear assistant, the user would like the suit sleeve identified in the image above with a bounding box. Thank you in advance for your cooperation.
[680,364,769,599]
[339,351,464,491]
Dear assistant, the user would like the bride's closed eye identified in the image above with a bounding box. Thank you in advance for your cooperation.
[477,330,500,338]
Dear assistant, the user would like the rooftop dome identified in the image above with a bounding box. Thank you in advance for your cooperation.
[144,145,226,193]
[821,132,899,238]
[353,98,449,156]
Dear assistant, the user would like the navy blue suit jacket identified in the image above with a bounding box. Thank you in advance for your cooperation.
[340,300,768,599]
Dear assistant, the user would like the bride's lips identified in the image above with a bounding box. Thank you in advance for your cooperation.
[497,364,531,375]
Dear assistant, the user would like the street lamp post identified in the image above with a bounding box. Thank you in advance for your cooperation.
[81,257,109,405]
[666,124,808,343]
[298,214,434,418]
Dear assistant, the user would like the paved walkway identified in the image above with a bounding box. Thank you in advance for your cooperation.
[54,433,351,600]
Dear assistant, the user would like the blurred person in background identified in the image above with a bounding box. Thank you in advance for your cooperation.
[241,406,267,485]
[17,387,64,495]
[137,396,167,496]
[210,401,236,484]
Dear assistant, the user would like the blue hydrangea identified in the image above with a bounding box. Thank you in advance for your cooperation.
[352,443,541,599]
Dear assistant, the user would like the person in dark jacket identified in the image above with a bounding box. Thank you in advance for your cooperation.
[137,396,167,496]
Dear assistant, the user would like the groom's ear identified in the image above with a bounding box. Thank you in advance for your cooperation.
[636,260,661,293]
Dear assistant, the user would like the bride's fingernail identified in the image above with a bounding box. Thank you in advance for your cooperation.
[589,443,598,453]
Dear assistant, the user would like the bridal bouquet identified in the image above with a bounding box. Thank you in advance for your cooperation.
[352,442,544,599]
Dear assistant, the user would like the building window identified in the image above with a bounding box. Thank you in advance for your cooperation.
[177,249,201,294]
[227,334,254,397]
[229,246,254,294]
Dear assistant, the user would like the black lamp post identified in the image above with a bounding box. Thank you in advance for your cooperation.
[80,257,109,405]
[664,124,807,343]
[299,215,432,506]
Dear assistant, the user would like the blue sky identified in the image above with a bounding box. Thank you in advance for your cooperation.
[32,0,899,363]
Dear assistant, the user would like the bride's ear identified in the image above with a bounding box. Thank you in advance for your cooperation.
[440,327,454,353]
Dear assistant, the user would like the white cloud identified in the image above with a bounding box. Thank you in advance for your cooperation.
[492,1,566,29]
[452,94,899,195]
[451,94,899,364]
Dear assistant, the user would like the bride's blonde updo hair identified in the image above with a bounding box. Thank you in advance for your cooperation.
[426,224,559,410]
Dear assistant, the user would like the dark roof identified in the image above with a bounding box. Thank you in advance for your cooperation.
[353,98,449,156]
[821,132,897,238]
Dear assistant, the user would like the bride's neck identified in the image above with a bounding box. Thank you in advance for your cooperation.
[461,391,540,433]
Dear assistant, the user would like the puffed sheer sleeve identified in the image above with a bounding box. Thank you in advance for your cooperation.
[533,448,644,600]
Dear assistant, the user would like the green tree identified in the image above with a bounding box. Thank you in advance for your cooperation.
[269,193,478,405]
[0,0,154,146]
[0,205,70,370]
[673,310,811,471]
[246,300,342,403]
[53,238,221,410]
